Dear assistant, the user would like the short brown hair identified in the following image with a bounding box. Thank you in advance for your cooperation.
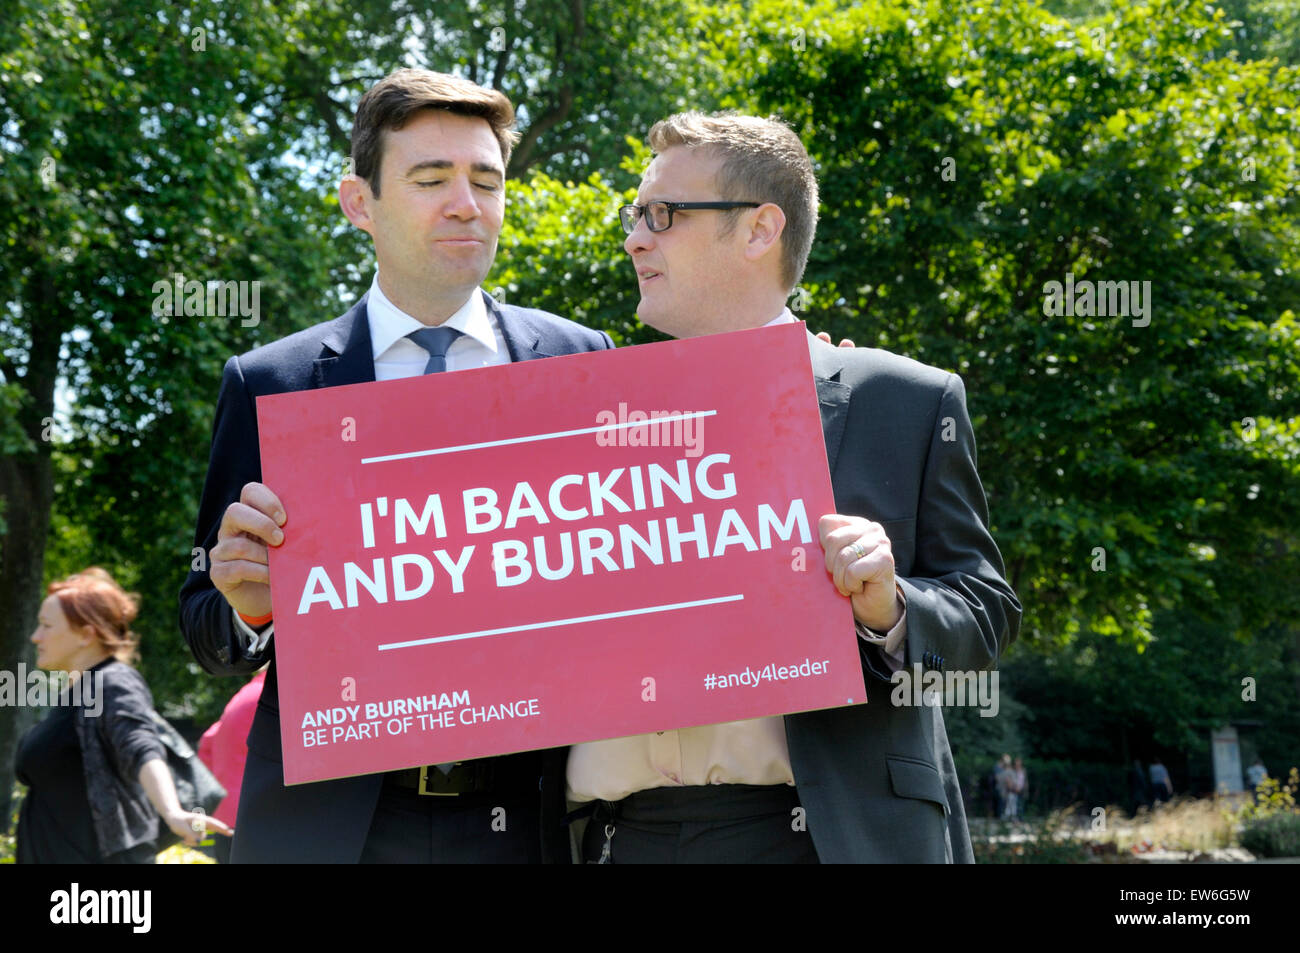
[48,567,140,665]
[351,68,519,197]
[647,112,819,292]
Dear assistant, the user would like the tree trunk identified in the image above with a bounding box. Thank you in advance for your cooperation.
[0,267,60,833]
[0,456,53,832]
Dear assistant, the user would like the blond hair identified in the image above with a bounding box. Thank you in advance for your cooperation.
[648,112,819,291]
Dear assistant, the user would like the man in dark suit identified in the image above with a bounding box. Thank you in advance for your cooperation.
[564,112,1020,862]
[179,69,612,863]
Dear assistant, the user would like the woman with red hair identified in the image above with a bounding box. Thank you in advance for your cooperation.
[16,567,232,863]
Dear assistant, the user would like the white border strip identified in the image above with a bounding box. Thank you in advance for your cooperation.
[361,410,717,464]
[376,593,743,651]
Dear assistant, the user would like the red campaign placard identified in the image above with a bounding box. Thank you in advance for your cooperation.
[258,322,866,784]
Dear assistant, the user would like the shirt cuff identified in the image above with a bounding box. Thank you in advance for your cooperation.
[233,608,274,657]
[855,585,907,672]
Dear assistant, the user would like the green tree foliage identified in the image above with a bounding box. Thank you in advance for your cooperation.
[264,0,725,182]
[489,148,651,346]
[684,0,1300,653]
[412,0,725,180]
[1011,615,1300,760]
[0,0,372,817]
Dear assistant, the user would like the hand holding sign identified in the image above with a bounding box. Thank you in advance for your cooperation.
[818,514,902,632]
[211,481,287,620]
[814,331,857,348]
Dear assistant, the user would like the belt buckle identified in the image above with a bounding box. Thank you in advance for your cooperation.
[418,764,462,796]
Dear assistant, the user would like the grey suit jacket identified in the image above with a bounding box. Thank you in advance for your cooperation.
[785,333,1020,862]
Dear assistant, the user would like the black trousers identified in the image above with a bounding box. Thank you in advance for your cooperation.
[580,784,819,864]
[211,833,232,865]
[359,763,543,864]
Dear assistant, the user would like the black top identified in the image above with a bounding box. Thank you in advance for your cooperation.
[15,679,101,863]
[14,657,162,863]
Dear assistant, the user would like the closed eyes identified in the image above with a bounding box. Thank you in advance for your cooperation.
[414,180,500,191]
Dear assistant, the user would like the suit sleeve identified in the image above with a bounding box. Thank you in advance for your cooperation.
[865,372,1020,681]
[178,355,269,677]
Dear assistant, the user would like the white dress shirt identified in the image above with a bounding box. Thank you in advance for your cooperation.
[367,272,509,379]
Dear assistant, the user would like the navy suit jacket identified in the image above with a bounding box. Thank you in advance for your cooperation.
[179,291,614,863]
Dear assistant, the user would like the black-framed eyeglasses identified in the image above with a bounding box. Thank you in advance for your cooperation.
[618,201,761,235]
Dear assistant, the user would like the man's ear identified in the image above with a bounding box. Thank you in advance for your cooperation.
[743,202,786,266]
[339,174,376,235]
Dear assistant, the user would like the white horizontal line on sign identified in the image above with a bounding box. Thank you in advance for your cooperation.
[360,410,718,464]
[376,593,744,651]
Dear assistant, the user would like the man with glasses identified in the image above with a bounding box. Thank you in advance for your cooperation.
[563,112,1020,862]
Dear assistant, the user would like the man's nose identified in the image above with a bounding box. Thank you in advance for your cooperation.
[624,215,655,256]
[443,176,481,219]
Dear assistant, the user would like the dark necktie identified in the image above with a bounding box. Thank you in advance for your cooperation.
[406,324,462,776]
[407,326,463,374]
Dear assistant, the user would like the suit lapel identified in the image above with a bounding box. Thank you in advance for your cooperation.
[807,332,851,476]
[486,291,554,363]
[312,295,376,389]
[310,291,545,387]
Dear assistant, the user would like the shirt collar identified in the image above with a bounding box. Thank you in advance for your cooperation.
[762,307,798,327]
[367,273,499,360]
